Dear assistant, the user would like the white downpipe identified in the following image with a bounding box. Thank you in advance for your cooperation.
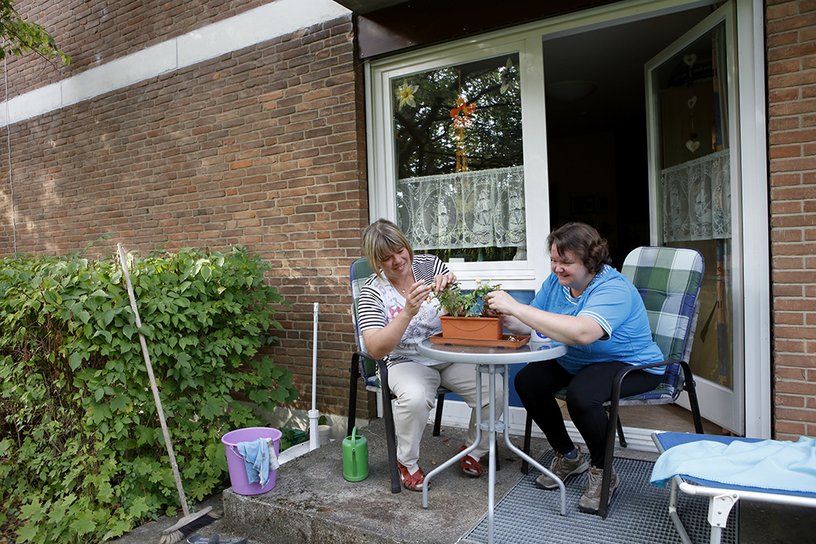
[308,302,321,450]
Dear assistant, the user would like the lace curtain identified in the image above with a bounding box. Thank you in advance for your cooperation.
[662,150,731,242]
[397,166,526,250]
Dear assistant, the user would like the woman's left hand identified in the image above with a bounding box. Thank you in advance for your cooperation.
[433,272,456,293]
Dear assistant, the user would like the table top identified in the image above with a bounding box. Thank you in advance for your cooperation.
[417,338,567,365]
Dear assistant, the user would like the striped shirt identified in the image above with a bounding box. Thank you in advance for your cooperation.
[357,254,449,366]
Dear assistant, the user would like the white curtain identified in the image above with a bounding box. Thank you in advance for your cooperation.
[396,166,526,250]
[661,150,731,242]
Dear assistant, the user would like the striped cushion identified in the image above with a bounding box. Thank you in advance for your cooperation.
[620,246,704,401]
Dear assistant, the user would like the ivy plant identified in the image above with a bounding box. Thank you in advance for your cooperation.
[0,247,297,542]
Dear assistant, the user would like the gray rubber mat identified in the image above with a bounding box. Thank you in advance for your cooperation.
[462,452,737,544]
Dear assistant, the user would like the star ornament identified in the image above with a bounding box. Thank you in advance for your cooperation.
[450,97,476,128]
[396,82,419,110]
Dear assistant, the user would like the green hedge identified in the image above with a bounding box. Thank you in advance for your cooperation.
[0,247,298,542]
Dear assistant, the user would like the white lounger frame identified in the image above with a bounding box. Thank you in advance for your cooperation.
[652,432,816,544]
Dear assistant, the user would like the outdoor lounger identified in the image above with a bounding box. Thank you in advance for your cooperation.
[651,432,816,544]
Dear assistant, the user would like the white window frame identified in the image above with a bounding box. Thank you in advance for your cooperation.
[365,35,550,291]
[365,0,730,292]
[365,0,769,439]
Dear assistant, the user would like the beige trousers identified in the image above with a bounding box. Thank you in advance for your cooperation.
[387,361,504,474]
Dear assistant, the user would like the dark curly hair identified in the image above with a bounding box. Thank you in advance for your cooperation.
[547,222,611,275]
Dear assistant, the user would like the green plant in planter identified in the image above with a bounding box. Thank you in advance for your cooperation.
[434,280,501,317]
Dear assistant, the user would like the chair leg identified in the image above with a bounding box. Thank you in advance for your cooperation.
[432,392,445,437]
[521,412,533,474]
[598,398,619,519]
[347,353,360,436]
[681,362,705,433]
[616,414,627,448]
[379,361,401,494]
[596,367,632,519]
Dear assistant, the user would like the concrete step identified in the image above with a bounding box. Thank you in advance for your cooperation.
[221,419,536,544]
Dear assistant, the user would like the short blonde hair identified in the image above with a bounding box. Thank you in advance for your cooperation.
[362,219,414,279]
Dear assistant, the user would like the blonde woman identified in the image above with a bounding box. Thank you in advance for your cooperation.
[357,219,503,491]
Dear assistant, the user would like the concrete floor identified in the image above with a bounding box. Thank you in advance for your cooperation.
[113,415,816,544]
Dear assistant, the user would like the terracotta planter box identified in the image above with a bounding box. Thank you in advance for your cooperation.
[440,316,502,340]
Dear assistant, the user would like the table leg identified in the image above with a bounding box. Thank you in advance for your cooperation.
[486,363,496,544]
[501,366,567,516]
[422,366,483,508]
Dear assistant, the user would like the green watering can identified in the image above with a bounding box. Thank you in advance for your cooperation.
[342,426,368,482]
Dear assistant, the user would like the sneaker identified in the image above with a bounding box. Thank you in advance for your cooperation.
[396,462,425,492]
[534,447,589,490]
[577,466,620,513]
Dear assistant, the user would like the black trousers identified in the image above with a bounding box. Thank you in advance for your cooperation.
[515,360,662,468]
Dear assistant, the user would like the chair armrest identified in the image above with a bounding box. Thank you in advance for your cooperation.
[355,349,388,389]
[609,359,683,400]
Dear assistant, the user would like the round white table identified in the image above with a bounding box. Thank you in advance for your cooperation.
[417,338,569,543]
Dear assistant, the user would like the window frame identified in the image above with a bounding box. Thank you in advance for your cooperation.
[365,34,551,290]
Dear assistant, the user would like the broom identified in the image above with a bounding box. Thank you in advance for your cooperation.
[117,244,218,544]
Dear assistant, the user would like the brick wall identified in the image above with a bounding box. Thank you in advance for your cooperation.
[0,11,373,419]
[766,0,816,439]
[5,0,269,99]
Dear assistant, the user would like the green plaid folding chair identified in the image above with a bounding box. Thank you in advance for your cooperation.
[521,246,705,518]
[345,257,447,493]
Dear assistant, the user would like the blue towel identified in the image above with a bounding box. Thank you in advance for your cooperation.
[236,438,279,486]
[651,436,816,494]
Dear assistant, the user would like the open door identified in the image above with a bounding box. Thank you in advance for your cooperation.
[645,3,742,433]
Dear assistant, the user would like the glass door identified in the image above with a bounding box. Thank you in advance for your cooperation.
[645,3,742,432]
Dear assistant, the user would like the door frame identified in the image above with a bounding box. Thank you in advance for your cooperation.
[644,0,770,438]
[644,3,744,432]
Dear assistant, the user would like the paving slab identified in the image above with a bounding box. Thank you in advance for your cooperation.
[220,420,540,544]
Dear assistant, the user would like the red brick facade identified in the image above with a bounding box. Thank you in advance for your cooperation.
[2,0,816,435]
[0,2,370,418]
[6,1,270,98]
[767,0,816,439]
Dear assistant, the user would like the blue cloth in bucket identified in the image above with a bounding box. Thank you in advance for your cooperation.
[236,438,280,486]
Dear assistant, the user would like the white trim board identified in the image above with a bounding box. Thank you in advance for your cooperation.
[433,399,661,454]
[0,0,350,127]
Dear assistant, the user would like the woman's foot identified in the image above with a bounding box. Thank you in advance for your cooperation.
[396,462,426,491]
[535,447,588,490]
[459,446,486,477]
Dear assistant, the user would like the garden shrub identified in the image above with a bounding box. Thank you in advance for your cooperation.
[0,247,297,542]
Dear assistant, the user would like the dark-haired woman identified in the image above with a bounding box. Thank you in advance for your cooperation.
[485,222,664,513]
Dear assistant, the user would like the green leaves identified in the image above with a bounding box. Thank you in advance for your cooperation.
[433,280,501,317]
[0,247,297,543]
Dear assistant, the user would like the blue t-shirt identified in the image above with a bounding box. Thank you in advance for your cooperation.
[530,265,665,375]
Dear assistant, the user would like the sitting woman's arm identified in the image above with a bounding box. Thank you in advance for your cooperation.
[361,280,432,359]
[486,290,604,346]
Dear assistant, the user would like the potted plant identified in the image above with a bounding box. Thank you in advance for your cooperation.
[434,281,503,341]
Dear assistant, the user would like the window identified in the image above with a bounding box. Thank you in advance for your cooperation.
[392,54,525,264]
[367,37,550,289]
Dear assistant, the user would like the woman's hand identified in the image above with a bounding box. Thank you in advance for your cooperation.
[404,280,433,317]
[484,290,520,316]
[432,272,456,293]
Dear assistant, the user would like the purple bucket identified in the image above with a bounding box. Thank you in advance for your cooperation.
[221,427,282,495]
